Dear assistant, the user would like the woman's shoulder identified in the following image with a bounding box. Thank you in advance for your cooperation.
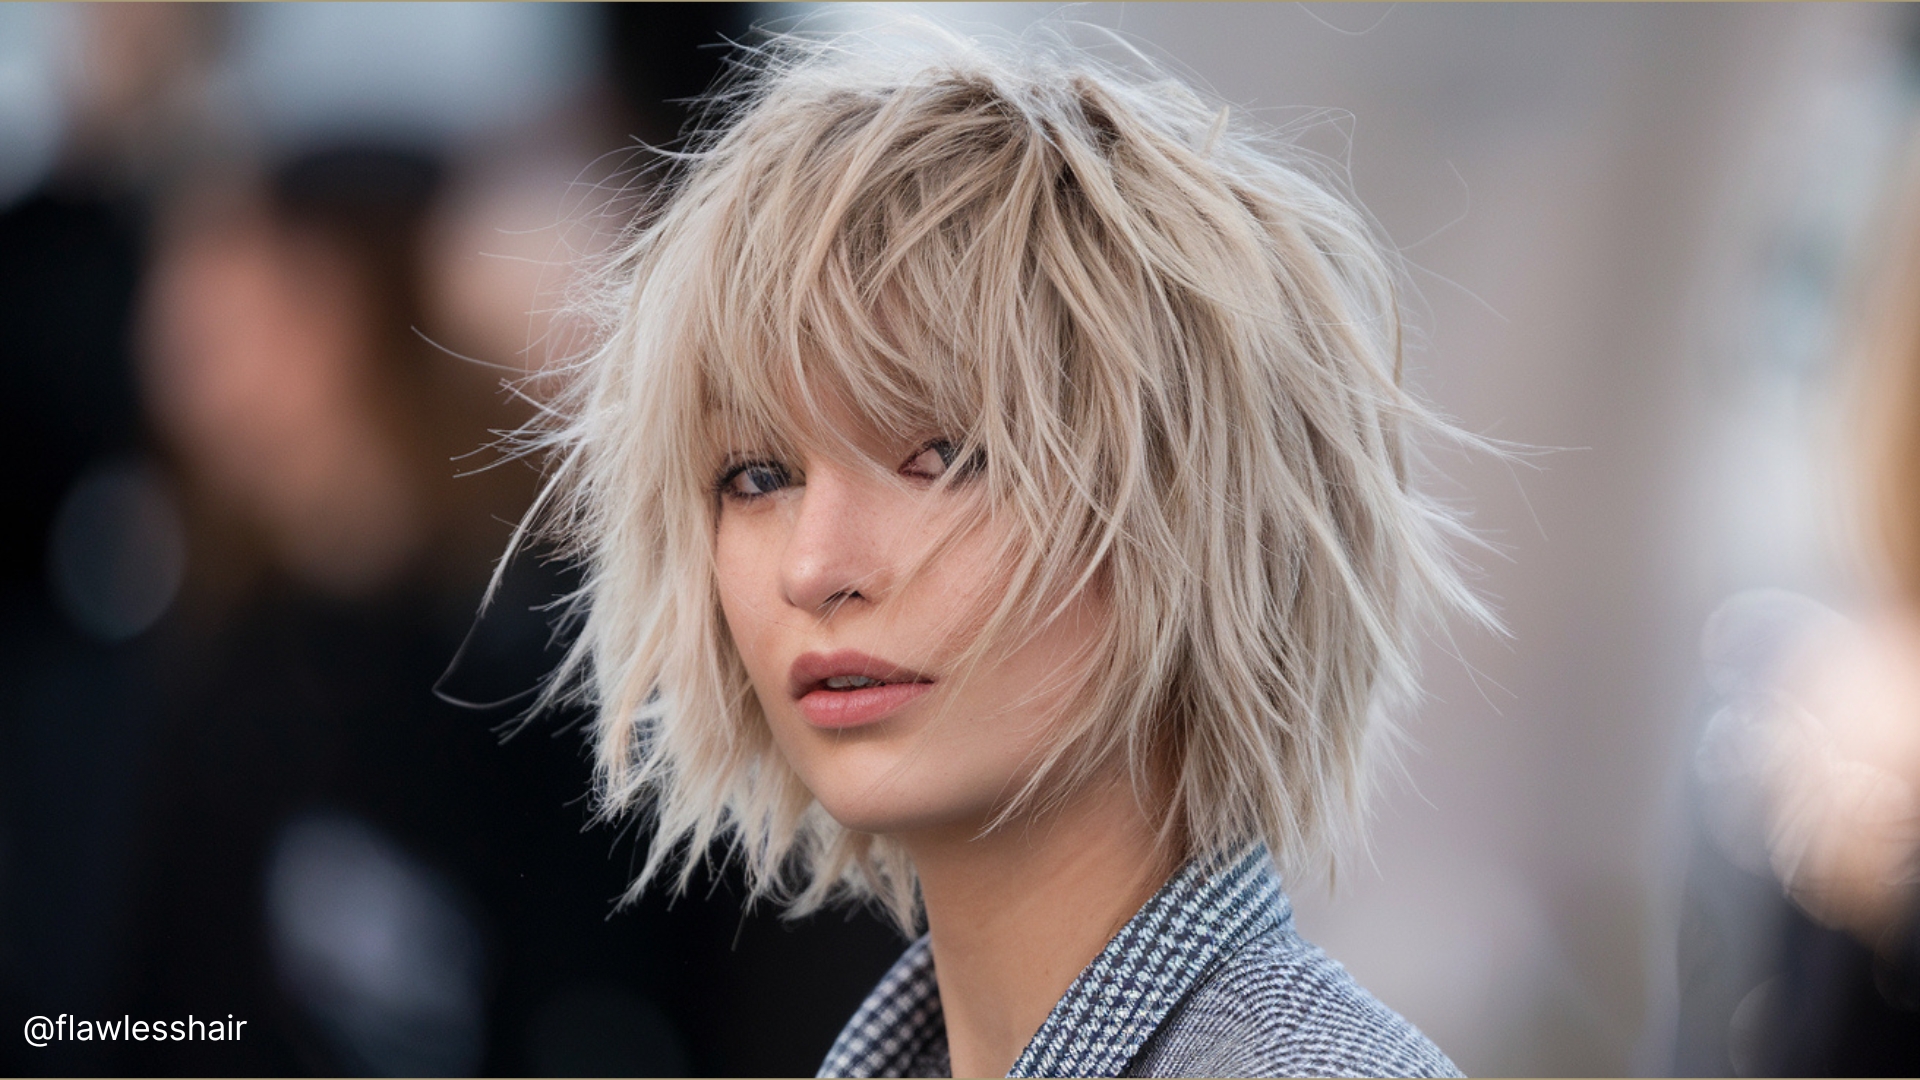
[1127,926,1462,1078]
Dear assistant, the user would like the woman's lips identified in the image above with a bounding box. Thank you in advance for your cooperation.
[789,649,934,729]
[797,680,934,728]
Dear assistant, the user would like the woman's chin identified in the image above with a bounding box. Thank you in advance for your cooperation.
[812,786,994,841]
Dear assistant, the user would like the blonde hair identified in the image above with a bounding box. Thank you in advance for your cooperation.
[514,24,1487,929]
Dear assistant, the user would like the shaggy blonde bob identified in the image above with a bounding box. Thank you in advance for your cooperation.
[515,25,1486,929]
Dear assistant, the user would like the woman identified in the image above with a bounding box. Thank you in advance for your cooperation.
[520,26,1483,1078]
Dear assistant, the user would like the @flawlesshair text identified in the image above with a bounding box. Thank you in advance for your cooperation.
[23,1014,246,1047]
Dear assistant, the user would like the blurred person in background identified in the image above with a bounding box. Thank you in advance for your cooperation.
[1680,127,1920,1076]
[0,6,222,1074]
[118,143,539,1075]
[7,4,904,1076]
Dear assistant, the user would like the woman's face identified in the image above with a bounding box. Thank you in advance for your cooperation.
[713,418,1106,840]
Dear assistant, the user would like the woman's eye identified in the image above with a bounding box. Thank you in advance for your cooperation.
[903,439,985,483]
[720,461,792,499]
[903,440,958,480]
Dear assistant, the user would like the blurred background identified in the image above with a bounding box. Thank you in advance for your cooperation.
[6,2,1920,1076]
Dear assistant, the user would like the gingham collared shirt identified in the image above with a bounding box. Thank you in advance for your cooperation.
[818,846,1460,1078]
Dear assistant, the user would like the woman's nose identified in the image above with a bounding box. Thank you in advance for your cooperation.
[779,464,886,615]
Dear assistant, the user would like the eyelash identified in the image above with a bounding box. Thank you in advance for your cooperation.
[921,439,987,482]
[904,439,959,479]
[714,439,981,503]
[715,459,792,502]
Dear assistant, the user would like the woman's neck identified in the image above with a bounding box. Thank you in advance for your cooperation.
[902,774,1176,1079]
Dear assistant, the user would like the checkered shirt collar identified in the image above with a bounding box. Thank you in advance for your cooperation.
[818,845,1287,1078]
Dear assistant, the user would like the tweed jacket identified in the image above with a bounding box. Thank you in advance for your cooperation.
[818,846,1460,1078]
